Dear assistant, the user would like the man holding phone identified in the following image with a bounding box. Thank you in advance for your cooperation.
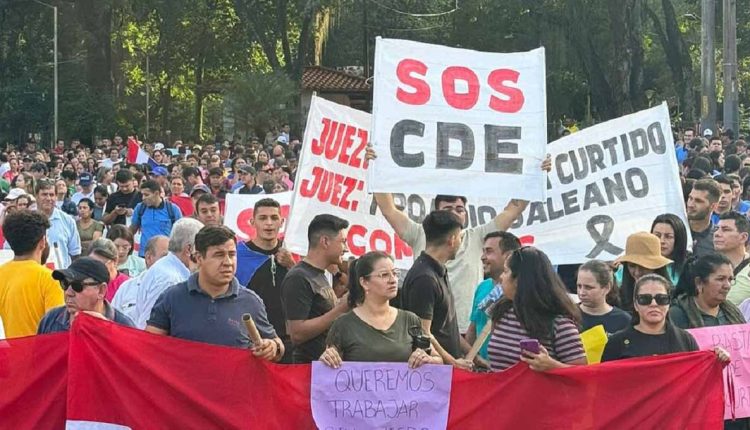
[103,170,142,226]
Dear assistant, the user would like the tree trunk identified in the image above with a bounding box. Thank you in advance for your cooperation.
[194,60,205,140]
[607,0,644,116]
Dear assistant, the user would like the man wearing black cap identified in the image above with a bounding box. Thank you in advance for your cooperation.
[71,172,96,205]
[37,257,135,333]
[234,165,262,194]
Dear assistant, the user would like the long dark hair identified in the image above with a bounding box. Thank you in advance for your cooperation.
[347,251,392,308]
[491,247,580,342]
[620,263,671,312]
[650,213,689,277]
[674,253,732,297]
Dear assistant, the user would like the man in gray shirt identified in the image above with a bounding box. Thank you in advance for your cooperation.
[146,226,284,362]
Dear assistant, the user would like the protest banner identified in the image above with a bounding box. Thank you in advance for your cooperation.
[285,96,416,267]
[370,103,687,265]
[311,361,452,430]
[369,37,547,200]
[50,316,723,429]
[224,192,292,241]
[689,323,750,419]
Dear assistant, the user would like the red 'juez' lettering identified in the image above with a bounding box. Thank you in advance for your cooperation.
[311,117,369,168]
[395,59,526,113]
[396,59,431,105]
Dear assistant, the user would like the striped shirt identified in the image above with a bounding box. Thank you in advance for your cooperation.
[487,308,584,371]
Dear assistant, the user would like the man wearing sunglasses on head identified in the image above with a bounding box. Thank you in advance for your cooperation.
[37,257,135,334]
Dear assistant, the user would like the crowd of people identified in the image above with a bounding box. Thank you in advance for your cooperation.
[0,123,747,425]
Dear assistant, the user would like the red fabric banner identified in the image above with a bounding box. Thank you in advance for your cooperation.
[0,316,726,429]
[0,332,68,429]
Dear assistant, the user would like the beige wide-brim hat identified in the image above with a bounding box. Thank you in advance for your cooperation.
[615,231,672,269]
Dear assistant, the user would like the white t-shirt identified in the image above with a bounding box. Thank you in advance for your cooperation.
[401,218,498,332]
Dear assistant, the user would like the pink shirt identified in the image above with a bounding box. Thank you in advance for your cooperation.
[105,272,130,302]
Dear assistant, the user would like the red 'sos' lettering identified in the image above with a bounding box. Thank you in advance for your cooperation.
[488,69,525,113]
[311,118,331,155]
[396,59,430,105]
[441,66,480,110]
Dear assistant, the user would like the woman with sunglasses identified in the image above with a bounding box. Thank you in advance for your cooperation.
[487,247,586,372]
[670,254,745,329]
[320,251,442,368]
[616,232,672,312]
[602,274,729,362]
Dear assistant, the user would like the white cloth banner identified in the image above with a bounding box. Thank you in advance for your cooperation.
[381,104,688,264]
[224,192,293,242]
[285,96,416,268]
[369,37,548,200]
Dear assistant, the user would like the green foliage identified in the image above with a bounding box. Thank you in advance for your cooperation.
[224,71,297,137]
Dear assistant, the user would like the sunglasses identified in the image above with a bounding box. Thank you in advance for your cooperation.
[60,279,101,293]
[635,293,671,306]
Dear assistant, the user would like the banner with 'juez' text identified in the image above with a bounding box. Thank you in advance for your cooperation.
[286,96,415,267]
[369,38,548,200]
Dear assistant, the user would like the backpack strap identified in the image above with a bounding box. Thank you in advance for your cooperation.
[734,257,750,276]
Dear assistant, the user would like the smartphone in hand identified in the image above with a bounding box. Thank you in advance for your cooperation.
[519,339,540,355]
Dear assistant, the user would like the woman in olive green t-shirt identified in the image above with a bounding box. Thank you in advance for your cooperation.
[320,251,442,368]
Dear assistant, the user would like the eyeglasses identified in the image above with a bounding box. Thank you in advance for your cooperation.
[635,293,671,306]
[366,269,400,281]
[60,279,101,293]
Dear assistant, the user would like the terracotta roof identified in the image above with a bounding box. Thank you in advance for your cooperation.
[301,66,371,92]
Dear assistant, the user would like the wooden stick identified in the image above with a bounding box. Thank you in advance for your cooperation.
[242,313,263,347]
[465,323,493,363]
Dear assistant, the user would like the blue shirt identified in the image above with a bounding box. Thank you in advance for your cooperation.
[147,272,277,348]
[37,301,135,334]
[469,279,503,360]
[675,145,688,164]
[133,252,191,329]
[131,200,182,257]
[48,208,81,269]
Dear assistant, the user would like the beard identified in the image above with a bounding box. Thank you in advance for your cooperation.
[687,208,709,221]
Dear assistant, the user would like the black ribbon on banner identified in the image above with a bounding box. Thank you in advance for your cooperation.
[585,215,624,258]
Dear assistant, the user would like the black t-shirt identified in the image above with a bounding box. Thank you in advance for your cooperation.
[244,241,289,339]
[580,306,632,335]
[400,252,462,359]
[601,325,699,362]
[104,190,142,225]
[281,261,336,363]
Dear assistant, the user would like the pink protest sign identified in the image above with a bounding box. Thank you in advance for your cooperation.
[311,361,452,430]
[688,323,750,419]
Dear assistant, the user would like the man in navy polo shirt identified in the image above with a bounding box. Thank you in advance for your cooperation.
[145,226,283,362]
[131,179,182,257]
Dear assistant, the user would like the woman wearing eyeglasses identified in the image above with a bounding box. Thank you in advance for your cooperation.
[670,254,745,329]
[319,251,442,368]
[601,274,730,362]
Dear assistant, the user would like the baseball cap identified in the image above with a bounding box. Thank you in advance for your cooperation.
[79,172,94,186]
[276,135,288,145]
[190,184,210,196]
[208,167,224,177]
[52,257,110,284]
[4,188,27,201]
[703,128,713,137]
[154,142,165,150]
[238,165,256,175]
[150,166,168,177]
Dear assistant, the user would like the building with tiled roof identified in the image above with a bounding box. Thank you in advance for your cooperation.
[300,66,372,122]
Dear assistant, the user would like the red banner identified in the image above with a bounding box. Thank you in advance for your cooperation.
[0,316,727,429]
